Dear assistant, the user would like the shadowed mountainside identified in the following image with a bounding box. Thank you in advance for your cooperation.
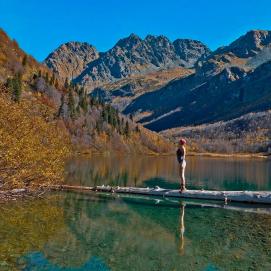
[123,30,271,133]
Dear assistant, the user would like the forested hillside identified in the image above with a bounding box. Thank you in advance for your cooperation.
[161,111,271,154]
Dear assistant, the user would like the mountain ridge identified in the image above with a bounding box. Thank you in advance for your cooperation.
[45,33,210,90]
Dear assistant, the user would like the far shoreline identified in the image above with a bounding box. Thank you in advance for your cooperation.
[187,152,270,159]
[75,149,270,159]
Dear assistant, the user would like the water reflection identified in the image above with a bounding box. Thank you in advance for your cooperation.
[20,253,110,271]
[65,155,271,191]
[179,203,185,255]
[0,192,270,270]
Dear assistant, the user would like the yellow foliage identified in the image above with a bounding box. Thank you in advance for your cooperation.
[0,94,71,189]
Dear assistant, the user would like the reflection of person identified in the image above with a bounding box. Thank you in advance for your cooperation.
[179,203,185,255]
[176,138,187,192]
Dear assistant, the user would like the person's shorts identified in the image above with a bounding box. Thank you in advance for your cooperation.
[179,160,186,168]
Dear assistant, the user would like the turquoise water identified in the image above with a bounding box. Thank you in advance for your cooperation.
[0,156,271,270]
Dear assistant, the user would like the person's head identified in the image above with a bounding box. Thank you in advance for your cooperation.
[179,138,186,147]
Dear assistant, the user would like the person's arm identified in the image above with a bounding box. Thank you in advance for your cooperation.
[183,146,186,159]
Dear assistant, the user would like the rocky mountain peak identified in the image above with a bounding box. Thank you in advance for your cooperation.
[45,34,210,90]
[115,33,142,48]
[44,41,99,80]
[173,39,211,67]
[145,34,170,44]
[215,30,271,58]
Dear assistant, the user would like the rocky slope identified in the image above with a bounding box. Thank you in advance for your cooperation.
[91,67,193,112]
[196,30,271,78]
[44,42,99,81]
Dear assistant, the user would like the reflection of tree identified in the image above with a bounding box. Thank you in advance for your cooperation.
[0,196,65,270]
[65,155,271,191]
[65,155,179,188]
[49,192,184,270]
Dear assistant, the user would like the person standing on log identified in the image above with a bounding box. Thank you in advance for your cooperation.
[177,138,187,192]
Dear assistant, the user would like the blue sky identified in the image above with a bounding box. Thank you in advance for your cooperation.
[0,0,271,61]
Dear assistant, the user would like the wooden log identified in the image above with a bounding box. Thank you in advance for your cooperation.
[50,184,271,204]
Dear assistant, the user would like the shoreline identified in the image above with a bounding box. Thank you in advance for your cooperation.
[188,152,270,159]
[76,150,270,159]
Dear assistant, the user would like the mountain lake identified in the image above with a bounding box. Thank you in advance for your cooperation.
[1,155,271,271]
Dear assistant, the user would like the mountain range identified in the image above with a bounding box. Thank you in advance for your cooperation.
[44,30,271,153]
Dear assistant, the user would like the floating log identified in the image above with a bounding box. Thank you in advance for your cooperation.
[50,184,271,205]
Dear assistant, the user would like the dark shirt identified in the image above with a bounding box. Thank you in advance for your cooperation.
[176,148,184,164]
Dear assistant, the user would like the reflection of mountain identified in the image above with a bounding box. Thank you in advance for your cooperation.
[65,156,271,191]
[2,193,271,270]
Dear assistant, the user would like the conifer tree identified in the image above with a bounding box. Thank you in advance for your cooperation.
[57,94,65,118]
[95,119,102,134]
[45,72,49,83]
[78,87,88,113]
[6,77,13,92]
[68,88,76,119]
[74,83,79,93]
[22,54,27,66]
[120,117,125,134]
[55,79,59,89]
[101,107,108,123]
[64,78,69,89]
[81,93,88,113]
[116,114,121,133]
[50,73,55,85]
[124,120,130,137]
[8,73,22,102]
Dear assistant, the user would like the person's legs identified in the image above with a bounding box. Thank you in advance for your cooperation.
[179,162,186,191]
